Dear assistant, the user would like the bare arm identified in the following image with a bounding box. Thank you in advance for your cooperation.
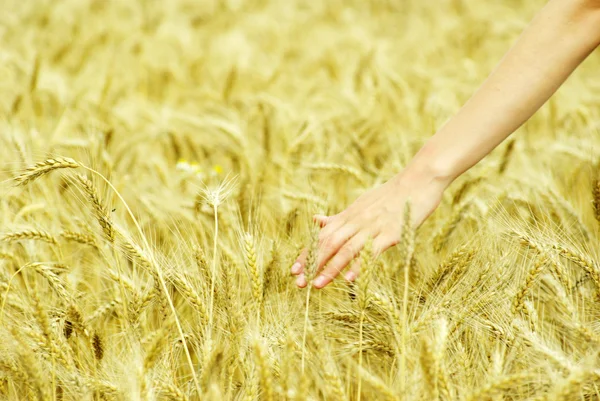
[293,0,600,289]
[411,0,600,187]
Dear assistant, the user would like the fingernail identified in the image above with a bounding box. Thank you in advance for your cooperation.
[291,262,301,274]
[345,271,357,281]
[313,276,326,288]
[313,214,326,222]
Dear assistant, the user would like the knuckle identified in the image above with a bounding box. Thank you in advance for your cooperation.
[353,237,367,252]
[325,265,343,276]
[361,207,376,220]
[331,233,345,246]
[321,270,336,279]
[323,239,338,252]
[339,245,357,260]
[324,234,343,251]
[318,230,335,246]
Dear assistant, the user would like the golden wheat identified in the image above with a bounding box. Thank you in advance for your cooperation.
[1,0,599,399]
[14,157,80,186]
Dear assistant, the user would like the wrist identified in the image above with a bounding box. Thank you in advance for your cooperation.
[401,140,457,192]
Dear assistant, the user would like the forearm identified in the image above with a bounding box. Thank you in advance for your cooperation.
[408,0,600,188]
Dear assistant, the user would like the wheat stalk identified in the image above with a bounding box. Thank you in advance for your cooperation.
[92,332,104,361]
[14,157,80,186]
[74,174,114,242]
[60,231,98,248]
[355,239,374,401]
[592,177,600,223]
[551,244,600,297]
[301,225,319,375]
[75,162,202,396]
[304,163,366,184]
[426,245,474,295]
[1,229,57,245]
[169,272,209,328]
[513,255,547,314]
[465,372,534,401]
[498,138,516,174]
[252,337,274,401]
[244,233,263,317]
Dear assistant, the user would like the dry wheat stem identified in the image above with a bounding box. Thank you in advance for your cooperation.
[76,163,202,397]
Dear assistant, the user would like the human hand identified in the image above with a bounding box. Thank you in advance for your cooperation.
[290,170,447,289]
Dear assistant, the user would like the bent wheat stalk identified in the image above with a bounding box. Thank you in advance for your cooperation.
[14,157,80,186]
[12,159,204,397]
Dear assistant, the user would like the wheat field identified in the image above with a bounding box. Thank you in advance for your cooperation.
[1,0,600,400]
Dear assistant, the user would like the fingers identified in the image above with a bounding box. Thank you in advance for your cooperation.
[314,232,400,288]
[291,248,308,276]
[315,216,345,247]
[313,232,369,289]
[313,214,329,227]
[294,216,401,289]
[296,273,308,288]
[372,233,399,258]
[313,212,342,227]
[344,258,360,282]
[316,222,360,272]
[293,213,346,288]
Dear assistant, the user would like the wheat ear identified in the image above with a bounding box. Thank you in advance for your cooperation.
[592,177,600,223]
[73,162,202,396]
[73,174,114,242]
[301,226,319,374]
[14,157,80,186]
[513,256,547,314]
[244,233,263,318]
[252,338,274,401]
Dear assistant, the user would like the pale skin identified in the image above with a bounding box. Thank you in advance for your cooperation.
[291,0,600,289]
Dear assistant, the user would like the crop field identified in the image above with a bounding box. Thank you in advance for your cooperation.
[1,0,600,400]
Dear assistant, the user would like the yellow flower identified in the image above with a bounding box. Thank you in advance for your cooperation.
[176,159,191,172]
[189,162,202,174]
